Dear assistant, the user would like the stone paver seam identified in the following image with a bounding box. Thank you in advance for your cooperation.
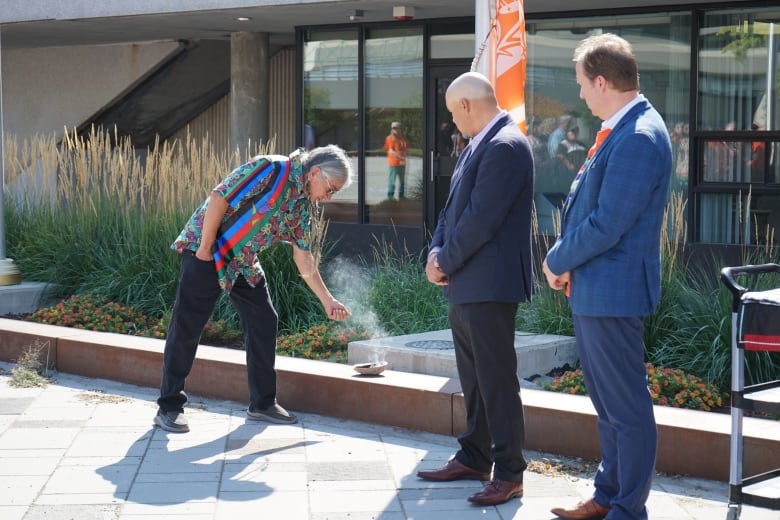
[299,416,313,519]
[29,385,88,511]
[211,406,238,518]
[379,431,415,519]
[0,383,37,518]
[102,390,154,518]
[131,394,214,513]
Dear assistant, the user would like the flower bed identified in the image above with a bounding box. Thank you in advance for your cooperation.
[542,363,725,413]
[23,294,368,363]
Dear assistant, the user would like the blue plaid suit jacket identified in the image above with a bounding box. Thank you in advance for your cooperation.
[545,100,673,317]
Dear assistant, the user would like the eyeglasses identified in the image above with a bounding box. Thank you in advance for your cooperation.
[323,176,339,196]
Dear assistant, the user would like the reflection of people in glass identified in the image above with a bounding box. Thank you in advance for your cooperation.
[304,124,316,151]
[671,122,689,192]
[385,121,409,199]
[438,121,453,155]
[527,118,549,172]
[451,129,467,157]
[547,114,573,161]
[704,121,738,182]
[555,126,587,179]
[750,140,766,179]
[753,91,778,177]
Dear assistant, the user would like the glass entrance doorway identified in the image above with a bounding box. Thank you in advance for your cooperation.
[425,64,471,237]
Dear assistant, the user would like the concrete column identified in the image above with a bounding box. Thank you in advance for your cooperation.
[0,25,22,285]
[230,31,269,157]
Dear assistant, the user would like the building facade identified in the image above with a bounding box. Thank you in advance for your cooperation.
[2,1,778,259]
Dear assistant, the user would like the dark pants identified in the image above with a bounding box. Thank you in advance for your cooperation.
[157,250,279,412]
[573,315,657,520]
[449,301,526,483]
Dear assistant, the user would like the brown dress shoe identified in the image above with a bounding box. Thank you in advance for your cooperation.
[468,479,524,506]
[417,458,490,481]
[551,498,611,519]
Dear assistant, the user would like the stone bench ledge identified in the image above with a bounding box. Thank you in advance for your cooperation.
[1,317,778,481]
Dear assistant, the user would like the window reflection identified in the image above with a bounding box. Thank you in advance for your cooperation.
[303,29,359,222]
[701,139,769,183]
[525,13,691,235]
[697,8,780,243]
[699,193,779,245]
[365,27,424,226]
[698,9,780,138]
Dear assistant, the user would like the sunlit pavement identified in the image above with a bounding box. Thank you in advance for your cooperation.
[0,361,775,520]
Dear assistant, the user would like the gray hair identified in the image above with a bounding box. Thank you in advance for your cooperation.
[302,144,354,188]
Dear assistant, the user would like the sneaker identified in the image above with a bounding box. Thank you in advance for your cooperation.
[154,409,190,433]
[246,403,298,424]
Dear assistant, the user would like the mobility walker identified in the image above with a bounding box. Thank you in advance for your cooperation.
[720,264,780,520]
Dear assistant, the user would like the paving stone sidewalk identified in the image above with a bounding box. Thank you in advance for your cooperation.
[0,361,775,519]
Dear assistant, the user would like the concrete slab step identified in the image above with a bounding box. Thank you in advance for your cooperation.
[348,329,578,380]
[0,281,51,315]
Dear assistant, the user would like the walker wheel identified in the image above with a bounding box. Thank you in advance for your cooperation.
[726,504,741,520]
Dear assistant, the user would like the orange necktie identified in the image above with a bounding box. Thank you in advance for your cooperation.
[588,128,612,159]
[564,128,611,298]
[566,128,612,198]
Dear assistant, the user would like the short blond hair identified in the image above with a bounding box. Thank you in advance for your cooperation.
[574,33,639,92]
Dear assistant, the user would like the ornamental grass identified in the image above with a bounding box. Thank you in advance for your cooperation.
[4,128,323,334]
[4,128,780,401]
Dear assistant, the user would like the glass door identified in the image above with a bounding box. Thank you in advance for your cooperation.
[425,64,470,238]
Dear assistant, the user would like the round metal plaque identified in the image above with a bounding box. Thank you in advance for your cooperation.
[404,340,455,350]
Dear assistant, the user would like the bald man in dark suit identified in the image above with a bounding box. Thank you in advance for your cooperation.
[418,71,534,507]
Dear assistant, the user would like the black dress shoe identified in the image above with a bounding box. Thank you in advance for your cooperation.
[417,458,491,481]
[468,479,524,506]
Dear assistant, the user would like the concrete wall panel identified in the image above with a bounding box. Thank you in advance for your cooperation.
[3,41,180,142]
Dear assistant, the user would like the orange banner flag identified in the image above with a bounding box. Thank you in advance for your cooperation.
[491,0,527,134]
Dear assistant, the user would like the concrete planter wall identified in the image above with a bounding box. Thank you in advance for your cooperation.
[1,317,778,481]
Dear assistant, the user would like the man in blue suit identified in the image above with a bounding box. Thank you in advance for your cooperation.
[417,72,534,506]
[544,34,672,520]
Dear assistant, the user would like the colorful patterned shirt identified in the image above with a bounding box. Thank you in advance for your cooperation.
[172,149,311,293]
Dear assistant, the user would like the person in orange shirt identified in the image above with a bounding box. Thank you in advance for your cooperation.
[385,121,409,199]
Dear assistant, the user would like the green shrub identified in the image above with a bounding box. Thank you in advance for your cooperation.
[4,129,326,332]
[645,194,780,390]
[365,242,449,336]
[7,129,779,398]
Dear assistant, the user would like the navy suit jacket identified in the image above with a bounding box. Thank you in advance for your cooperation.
[545,99,672,317]
[430,113,534,305]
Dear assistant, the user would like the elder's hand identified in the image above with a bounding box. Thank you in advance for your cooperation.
[325,299,351,321]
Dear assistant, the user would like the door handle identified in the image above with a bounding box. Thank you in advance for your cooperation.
[430,150,434,182]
